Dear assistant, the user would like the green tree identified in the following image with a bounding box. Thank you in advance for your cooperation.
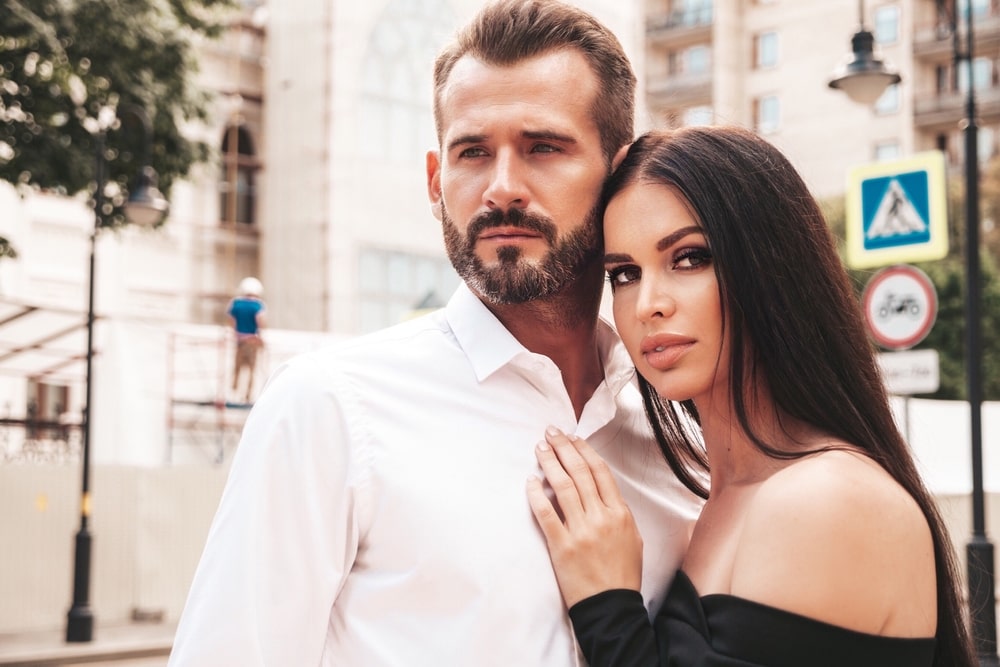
[821,172,1000,401]
[0,0,234,226]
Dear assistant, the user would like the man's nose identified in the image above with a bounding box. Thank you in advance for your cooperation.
[483,152,529,213]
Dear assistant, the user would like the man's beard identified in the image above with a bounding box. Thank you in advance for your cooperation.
[441,203,602,305]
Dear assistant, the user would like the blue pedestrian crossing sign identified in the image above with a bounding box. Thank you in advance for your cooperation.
[845,151,948,269]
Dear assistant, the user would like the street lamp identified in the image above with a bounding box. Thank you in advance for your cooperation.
[829,1,998,664]
[828,0,902,105]
[65,105,168,643]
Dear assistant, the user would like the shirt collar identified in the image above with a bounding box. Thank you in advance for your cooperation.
[446,283,525,382]
[445,282,637,392]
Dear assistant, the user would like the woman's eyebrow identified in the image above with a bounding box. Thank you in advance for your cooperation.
[603,252,632,264]
[656,226,702,252]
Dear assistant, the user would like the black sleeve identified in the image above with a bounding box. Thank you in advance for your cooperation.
[568,589,658,667]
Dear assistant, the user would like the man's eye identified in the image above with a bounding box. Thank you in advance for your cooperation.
[459,147,488,158]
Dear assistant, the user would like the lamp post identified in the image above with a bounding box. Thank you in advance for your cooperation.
[828,0,902,105]
[829,1,997,663]
[65,105,169,643]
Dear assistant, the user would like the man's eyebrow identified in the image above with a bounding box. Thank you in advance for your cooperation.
[447,134,487,152]
[522,130,576,144]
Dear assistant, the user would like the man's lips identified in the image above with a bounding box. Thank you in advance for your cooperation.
[478,227,544,241]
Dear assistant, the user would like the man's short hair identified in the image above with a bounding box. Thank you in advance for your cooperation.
[433,0,636,164]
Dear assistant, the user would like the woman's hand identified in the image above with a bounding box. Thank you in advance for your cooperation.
[526,426,643,608]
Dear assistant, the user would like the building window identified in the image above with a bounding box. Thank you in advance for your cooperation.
[683,106,714,126]
[754,95,780,134]
[874,140,901,161]
[874,83,900,114]
[754,32,779,69]
[669,45,711,76]
[673,0,713,25]
[358,248,460,333]
[981,127,996,163]
[360,0,455,163]
[959,0,991,19]
[874,5,899,44]
[684,45,711,75]
[219,125,258,225]
[958,57,993,93]
[935,64,950,94]
[26,379,70,441]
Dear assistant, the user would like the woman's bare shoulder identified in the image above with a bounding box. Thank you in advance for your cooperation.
[729,449,936,637]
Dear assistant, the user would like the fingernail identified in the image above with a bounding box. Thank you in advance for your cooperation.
[545,425,561,437]
[536,440,550,452]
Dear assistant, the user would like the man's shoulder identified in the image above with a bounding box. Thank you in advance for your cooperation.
[292,310,457,369]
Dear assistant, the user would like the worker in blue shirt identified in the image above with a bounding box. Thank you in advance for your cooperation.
[227,277,266,403]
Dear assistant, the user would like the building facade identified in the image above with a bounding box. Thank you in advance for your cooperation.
[642,0,1000,199]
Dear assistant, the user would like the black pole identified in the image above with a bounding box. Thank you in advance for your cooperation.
[959,0,999,664]
[66,131,103,643]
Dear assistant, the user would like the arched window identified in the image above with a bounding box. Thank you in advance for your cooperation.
[359,0,455,162]
[220,124,257,225]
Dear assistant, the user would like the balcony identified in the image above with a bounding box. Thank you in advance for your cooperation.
[913,12,1000,62]
[646,71,713,109]
[647,8,713,48]
[913,84,1000,130]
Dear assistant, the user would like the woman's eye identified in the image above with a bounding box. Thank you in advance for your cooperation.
[674,247,712,269]
[606,266,640,290]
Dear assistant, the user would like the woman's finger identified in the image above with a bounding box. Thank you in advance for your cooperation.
[535,437,585,525]
[544,426,603,514]
[572,435,628,508]
[526,475,567,546]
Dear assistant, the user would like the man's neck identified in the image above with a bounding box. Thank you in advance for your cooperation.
[483,267,606,420]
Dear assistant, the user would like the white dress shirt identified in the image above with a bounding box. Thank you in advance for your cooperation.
[169,283,703,666]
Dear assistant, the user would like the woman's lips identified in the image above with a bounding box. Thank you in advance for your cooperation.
[640,334,695,370]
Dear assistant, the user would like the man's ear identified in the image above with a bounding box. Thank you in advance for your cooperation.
[426,150,443,221]
[611,143,632,172]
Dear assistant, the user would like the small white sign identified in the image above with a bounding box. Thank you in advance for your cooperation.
[878,349,940,395]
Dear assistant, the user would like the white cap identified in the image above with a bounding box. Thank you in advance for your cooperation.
[238,276,263,296]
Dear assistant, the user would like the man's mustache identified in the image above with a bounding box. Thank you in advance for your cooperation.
[466,208,557,246]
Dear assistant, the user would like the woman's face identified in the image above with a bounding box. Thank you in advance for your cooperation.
[603,181,728,405]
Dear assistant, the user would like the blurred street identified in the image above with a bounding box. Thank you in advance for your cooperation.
[0,623,173,667]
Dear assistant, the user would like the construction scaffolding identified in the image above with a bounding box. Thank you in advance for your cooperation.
[165,327,265,464]
[164,324,341,465]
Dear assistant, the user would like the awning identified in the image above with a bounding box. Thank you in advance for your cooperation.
[0,298,92,382]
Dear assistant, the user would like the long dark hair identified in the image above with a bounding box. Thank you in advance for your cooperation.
[603,126,974,667]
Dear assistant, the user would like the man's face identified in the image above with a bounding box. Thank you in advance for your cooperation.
[426,49,608,304]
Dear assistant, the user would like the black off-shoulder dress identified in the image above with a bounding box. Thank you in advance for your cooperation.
[569,571,936,667]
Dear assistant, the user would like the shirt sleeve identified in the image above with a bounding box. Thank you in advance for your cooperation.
[568,589,658,667]
[168,356,363,666]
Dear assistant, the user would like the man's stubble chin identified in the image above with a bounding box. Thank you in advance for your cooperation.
[440,203,601,305]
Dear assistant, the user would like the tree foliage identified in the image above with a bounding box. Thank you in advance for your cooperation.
[822,161,1000,401]
[0,0,235,226]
